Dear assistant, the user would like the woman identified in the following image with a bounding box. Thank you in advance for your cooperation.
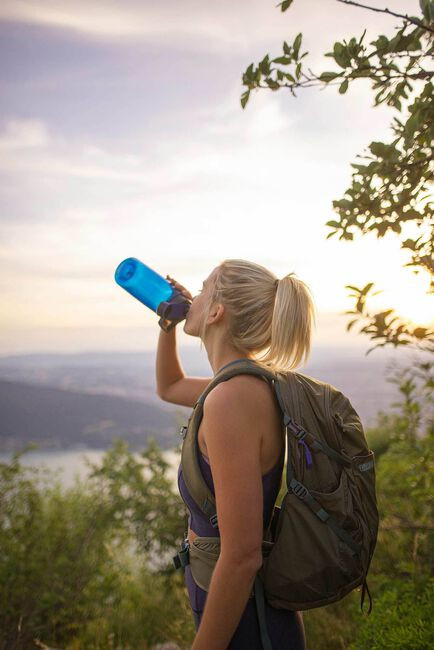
[156,259,316,649]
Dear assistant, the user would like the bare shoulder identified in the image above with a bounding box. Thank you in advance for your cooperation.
[202,374,274,426]
[205,373,271,404]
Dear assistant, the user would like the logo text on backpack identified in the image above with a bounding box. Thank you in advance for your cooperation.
[358,460,374,472]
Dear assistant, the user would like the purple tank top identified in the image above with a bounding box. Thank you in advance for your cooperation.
[178,447,284,537]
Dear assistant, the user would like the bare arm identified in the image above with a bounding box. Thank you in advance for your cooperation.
[191,379,264,649]
[155,326,212,406]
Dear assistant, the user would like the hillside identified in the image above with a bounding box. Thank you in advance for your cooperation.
[0,379,186,453]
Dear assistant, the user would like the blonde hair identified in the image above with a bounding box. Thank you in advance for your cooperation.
[199,259,317,373]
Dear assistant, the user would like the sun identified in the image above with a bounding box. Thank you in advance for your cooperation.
[386,293,434,330]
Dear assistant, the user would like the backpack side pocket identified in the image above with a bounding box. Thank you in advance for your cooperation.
[352,450,379,552]
[262,467,364,610]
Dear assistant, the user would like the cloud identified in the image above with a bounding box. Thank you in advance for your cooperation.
[1,0,418,55]
[0,118,154,182]
[0,84,300,185]
[0,118,52,149]
[0,0,280,51]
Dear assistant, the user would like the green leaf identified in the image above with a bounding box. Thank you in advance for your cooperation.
[283,41,291,55]
[369,141,389,157]
[258,54,270,75]
[295,62,302,79]
[273,56,292,65]
[339,78,349,94]
[374,35,389,52]
[361,282,375,295]
[319,71,341,82]
[406,38,422,52]
[293,32,302,58]
[387,33,405,53]
[240,91,250,109]
[346,318,359,331]
[352,67,371,78]
[348,36,358,56]
[333,42,350,68]
[419,0,430,21]
[325,220,341,228]
[266,78,281,90]
[401,239,417,251]
[245,63,254,79]
[279,0,294,11]
[334,42,344,56]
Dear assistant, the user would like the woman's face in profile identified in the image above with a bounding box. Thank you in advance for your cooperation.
[183,267,218,336]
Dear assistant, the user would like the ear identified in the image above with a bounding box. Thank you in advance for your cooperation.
[207,301,225,324]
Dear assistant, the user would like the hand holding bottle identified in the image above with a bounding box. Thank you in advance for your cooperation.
[166,275,193,302]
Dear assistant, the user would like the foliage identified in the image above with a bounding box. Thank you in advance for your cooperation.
[71,554,194,650]
[240,0,434,352]
[1,355,433,647]
[349,577,434,649]
[384,355,434,442]
[0,440,193,650]
[343,282,434,355]
[301,591,359,650]
[84,437,186,572]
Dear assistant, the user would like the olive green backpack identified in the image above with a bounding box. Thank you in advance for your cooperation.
[173,358,379,649]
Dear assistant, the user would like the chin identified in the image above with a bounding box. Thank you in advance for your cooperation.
[183,321,197,338]
[183,320,191,335]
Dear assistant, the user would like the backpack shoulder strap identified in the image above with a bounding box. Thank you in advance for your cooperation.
[180,359,277,530]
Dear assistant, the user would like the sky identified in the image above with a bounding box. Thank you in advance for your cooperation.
[0,0,431,357]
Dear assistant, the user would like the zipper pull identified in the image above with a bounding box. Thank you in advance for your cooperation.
[298,439,313,469]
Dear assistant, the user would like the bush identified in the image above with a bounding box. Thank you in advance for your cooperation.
[0,442,194,650]
[349,577,434,649]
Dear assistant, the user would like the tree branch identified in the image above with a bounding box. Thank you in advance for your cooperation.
[335,0,434,34]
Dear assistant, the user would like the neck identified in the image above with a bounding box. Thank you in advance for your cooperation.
[202,324,254,375]
[207,350,254,376]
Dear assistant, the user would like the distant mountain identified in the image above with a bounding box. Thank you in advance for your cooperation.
[0,379,189,453]
[0,345,429,453]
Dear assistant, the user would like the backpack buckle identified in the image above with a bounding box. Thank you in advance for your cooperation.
[290,478,308,500]
[172,537,190,571]
[209,513,219,528]
[179,425,188,439]
[284,414,307,440]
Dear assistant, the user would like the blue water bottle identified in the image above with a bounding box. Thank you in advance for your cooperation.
[114,257,192,332]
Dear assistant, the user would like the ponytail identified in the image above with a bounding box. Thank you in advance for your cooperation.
[199,259,317,372]
[259,272,317,372]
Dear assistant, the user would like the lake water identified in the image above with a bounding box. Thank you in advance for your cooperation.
[0,447,182,492]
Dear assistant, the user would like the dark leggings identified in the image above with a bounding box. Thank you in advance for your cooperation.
[184,564,306,649]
